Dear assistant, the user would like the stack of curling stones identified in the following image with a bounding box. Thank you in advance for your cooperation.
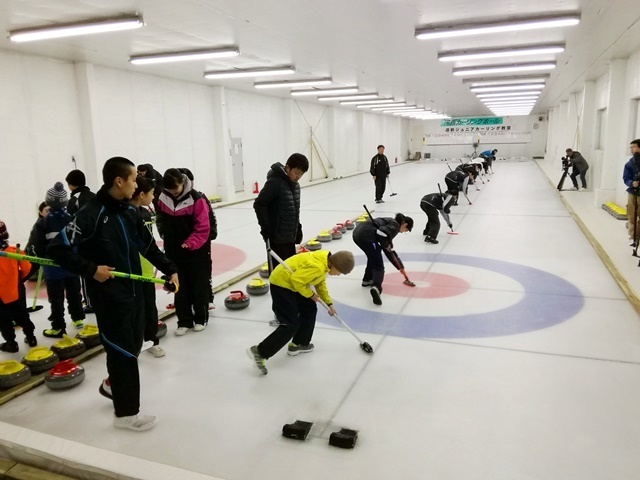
[0,360,31,389]
[317,230,332,242]
[247,278,269,295]
[259,263,270,279]
[355,215,367,224]
[225,290,250,310]
[22,347,59,374]
[306,239,321,251]
[331,227,343,240]
[335,223,347,234]
[51,335,86,360]
[344,220,354,230]
[157,321,167,338]
[76,324,100,348]
[44,359,85,390]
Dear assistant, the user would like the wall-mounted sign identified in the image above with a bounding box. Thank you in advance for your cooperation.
[441,117,503,127]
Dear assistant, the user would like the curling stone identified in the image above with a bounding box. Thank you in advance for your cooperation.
[259,263,270,279]
[317,230,332,242]
[282,420,313,440]
[157,321,167,338]
[21,347,59,375]
[355,216,367,224]
[0,360,31,389]
[76,324,100,348]
[336,223,347,234]
[329,428,358,449]
[331,228,343,240]
[224,290,250,310]
[344,220,355,230]
[50,335,86,360]
[296,245,309,254]
[209,195,222,203]
[306,239,322,251]
[247,278,270,296]
[44,359,85,390]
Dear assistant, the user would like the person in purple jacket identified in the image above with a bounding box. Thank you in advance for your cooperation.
[156,168,211,336]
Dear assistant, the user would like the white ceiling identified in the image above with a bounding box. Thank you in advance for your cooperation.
[1,0,640,116]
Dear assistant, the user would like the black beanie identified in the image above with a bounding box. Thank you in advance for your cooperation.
[65,169,86,187]
[45,182,69,209]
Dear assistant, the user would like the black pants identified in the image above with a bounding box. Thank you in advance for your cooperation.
[46,276,84,330]
[0,294,35,344]
[267,242,296,273]
[374,176,386,201]
[420,203,440,238]
[354,239,385,291]
[91,281,145,417]
[142,282,159,345]
[258,284,317,359]
[570,168,588,188]
[174,261,210,328]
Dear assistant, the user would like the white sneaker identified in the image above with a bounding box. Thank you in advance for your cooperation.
[174,327,189,336]
[140,340,154,352]
[113,414,157,432]
[193,324,206,332]
[147,345,165,357]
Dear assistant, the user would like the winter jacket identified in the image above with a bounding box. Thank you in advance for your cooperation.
[67,186,96,216]
[269,250,332,305]
[567,151,589,173]
[0,245,32,304]
[137,206,155,278]
[253,162,302,244]
[156,175,211,264]
[445,170,470,192]
[370,154,390,177]
[353,217,400,251]
[47,186,177,301]
[480,150,495,159]
[623,157,640,194]
[421,193,454,225]
[27,209,75,281]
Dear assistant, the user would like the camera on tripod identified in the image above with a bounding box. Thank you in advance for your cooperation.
[561,157,571,172]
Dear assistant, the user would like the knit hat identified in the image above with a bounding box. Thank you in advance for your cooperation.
[329,251,354,275]
[45,182,69,209]
[0,221,8,241]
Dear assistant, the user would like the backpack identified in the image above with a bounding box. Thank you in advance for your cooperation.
[191,190,217,241]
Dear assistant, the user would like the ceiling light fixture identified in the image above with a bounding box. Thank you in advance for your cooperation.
[204,66,295,79]
[290,87,359,96]
[463,75,550,85]
[357,102,406,109]
[318,93,379,101]
[254,78,332,89]
[470,84,545,92]
[341,99,395,106]
[130,47,239,65]
[373,106,423,112]
[476,91,542,98]
[8,14,144,42]
[454,62,556,76]
[438,44,565,62]
[415,13,580,40]
[481,96,539,102]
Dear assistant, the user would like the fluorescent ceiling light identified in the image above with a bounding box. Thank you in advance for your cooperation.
[130,47,239,65]
[357,102,406,109]
[453,62,556,76]
[471,84,545,92]
[8,14,144,42]
[341,99,395,105]
[255,78,332,89]
[485,103,537,107]
[477,91,541,98]
[463,75,550,85]
[438,44,565,62]
[204,66,295,79]
[415,13,580,40]
[290,87,359,96]
[481,96,539,102]
[319,93,379,101]
[373,106,423,111]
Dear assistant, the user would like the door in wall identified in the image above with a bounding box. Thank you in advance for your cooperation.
[231,138,244,192]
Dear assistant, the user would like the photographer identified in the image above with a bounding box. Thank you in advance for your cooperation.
[565,148,589,190]
[557,156,572,190]
[623,140,640,245]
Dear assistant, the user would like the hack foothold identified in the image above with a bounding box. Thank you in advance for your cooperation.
[329,428,358,449]
[282,420,313,440]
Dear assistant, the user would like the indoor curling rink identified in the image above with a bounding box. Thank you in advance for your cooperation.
[2,158,640,480]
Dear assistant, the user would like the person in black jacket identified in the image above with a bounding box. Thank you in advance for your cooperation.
[48,157,178,432]
[137,163,164,200]
[445,169,472,205]
[370,145,390,203]
[254,153,309,271]
[65,170,96,216]
[353,213,413,306]
[565,148,589,190]
[420,190,456,244]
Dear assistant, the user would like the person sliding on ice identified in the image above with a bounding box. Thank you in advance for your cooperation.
[28,182,85,338]
[370,145,390,204]
[420,190,456,244]
[48,157,178,432]
[479,149,498,174]
[353,213,413,306]
[247,250,354,375]
[0,221,37,352]
[445,169,472,206]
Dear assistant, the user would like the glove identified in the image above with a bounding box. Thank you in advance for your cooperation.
[295,224,303,244]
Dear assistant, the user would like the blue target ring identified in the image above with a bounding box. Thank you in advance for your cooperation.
[324,253,584,339]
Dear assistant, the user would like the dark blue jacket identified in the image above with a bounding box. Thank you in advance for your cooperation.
[27,209,75,281]
[623,157,640,194]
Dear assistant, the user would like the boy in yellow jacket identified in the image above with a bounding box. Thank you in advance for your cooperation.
[247,250,354,375]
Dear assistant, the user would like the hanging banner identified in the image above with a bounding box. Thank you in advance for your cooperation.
[424,124,531,145]
[441,117,503,127]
